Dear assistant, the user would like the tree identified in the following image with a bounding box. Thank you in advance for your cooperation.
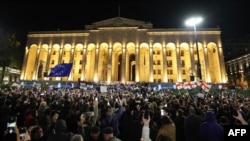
[0,28,21,84]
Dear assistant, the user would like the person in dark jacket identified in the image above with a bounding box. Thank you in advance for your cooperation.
[118,105,130,141]
[184,106,201,141]
[101,101,123,137]
[75,113,86,140]
[43,110,59,140]
[173,108,185,141]
[199,111,224,141]
[47,119,73,141]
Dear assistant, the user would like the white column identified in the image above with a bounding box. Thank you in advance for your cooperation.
[149,46,153,82]
[43,46,52,80]
[121,46,126,83]
[189,45,195,79]
[176,46,182,82]
[218,46,227,83]
[107,46,112,83]
[94,45,99,82]
[81,46,87,81]
[33,45,41,80]
[20,47,29,80]
[204,46,210,82]
[162,46,167,82]
[69,45,75,81]
[135,46,140,82]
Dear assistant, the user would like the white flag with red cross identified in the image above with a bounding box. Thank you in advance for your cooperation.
[197,81,211,92]
[183,81,197,89]
[175,82,183,89]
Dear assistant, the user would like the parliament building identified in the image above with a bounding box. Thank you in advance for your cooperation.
[20,17,227,84]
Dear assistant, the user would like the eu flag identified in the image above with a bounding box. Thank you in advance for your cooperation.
[48,63,73,77]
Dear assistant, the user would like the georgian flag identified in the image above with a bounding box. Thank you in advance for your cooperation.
[197,81,211,92]
[175,82,183,89]
[183,81,197,89]
[189,81,197,88]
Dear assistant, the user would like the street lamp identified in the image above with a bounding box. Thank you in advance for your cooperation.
[185,17,203,80]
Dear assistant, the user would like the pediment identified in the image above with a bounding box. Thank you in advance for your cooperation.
[85,17,152,29]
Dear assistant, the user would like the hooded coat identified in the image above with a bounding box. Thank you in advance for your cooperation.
[199,111,224,141]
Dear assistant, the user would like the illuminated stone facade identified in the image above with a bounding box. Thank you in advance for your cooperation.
[1,67,20,84]
[20,17,227,84]
[226,54,250,88]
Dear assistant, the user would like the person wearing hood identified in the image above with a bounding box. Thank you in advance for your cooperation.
[100,100,123,137]
[199,111,224,141]
[47,119,74,141]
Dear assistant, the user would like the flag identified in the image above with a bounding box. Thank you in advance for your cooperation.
[48,63,73,77]
[175,82,183,89]
[189,81,197,88]
[183,82,190,89]
[197,81,211,92]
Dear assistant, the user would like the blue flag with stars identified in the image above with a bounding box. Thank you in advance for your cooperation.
[48,63,73,77]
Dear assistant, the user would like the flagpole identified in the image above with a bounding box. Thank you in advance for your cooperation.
[178,89,181,95]
[64,63,73,90]
[186,89,189,95]
[144,53,145,82]
[65,77,69,90]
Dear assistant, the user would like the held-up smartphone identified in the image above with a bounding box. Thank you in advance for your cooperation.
[7,116,17,134]
[7,117,17,128]
[19,127,26,139]
[161,109,164,116]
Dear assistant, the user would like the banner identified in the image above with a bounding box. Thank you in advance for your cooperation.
[48,63,73,77]
[100,86,108,93]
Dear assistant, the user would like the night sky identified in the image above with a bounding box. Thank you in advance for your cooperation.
[0,0,249,48]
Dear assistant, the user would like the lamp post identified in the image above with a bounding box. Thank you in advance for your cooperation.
[185,17,203,80]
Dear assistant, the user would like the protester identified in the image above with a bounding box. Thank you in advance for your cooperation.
[184,106,201,141]
[74,113,87,140]
[47,119,74,141]
[102,127,121,141]
[100,100,123,137]
[199,111,224,141]
[42,110,59,140]
[156,116,176,141]
[24,109,39,127]
[30,125,45,141]
[89,126,103,141]
[141,112,152,141]
[0,82,249,141]
[173,108,185,141]
[71,134,84,141]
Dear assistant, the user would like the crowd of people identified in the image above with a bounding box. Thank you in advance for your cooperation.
[0,83,249,141]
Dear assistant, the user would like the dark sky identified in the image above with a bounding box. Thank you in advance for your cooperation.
[0,0,249,47]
